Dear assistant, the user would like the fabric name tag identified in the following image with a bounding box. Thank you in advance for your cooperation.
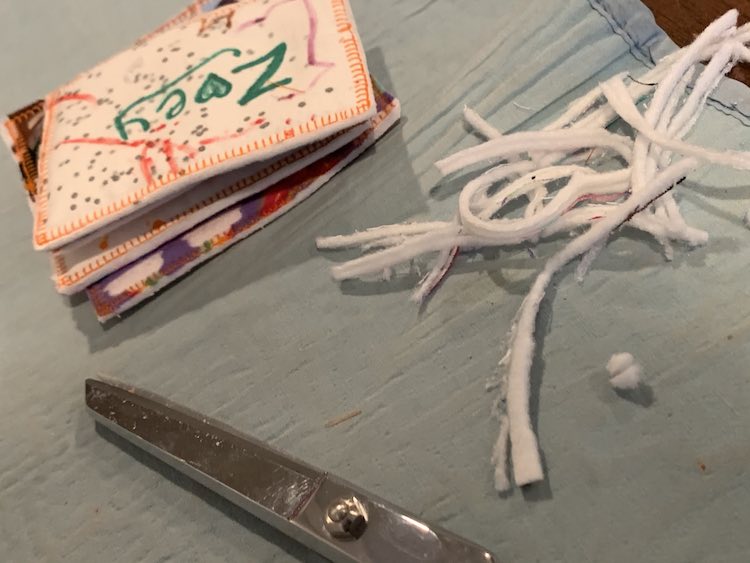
[33,0,374,250]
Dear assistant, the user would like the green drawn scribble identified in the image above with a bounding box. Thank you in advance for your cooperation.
[156,89,187,119]
[115,48,241,140]
[114,43,293,141]
[195,73,233,103]
[232,42,291,105]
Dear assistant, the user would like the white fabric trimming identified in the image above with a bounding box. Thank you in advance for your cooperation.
[317,10,750,491]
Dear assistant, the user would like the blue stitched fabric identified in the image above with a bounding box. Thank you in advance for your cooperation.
[591,0,750,124]
[589,0,668,63]
[2,1,750,562]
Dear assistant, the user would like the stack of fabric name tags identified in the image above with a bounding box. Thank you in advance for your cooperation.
[2,0,400,321]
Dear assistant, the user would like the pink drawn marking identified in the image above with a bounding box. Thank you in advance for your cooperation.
[236,0,335,95]
[174,142,197,159]
[59,133,203,186]
[306,66,333,90]
[301,0,335,91]
[300,0,334,90]
[198,123,260,146]
[236,0,296,31]
[53,93,97,105]
[301,0,333,67]
[140,144,155,186]
[163,139,179,175]
[199,136,223,146]
[60,137,145,149]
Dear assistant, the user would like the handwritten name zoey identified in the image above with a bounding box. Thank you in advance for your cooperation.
[114,44,291,141]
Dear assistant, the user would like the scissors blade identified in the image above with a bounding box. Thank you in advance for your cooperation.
[85,378,497,563]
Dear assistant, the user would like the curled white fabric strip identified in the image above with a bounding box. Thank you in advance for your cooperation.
[317,10,750,491]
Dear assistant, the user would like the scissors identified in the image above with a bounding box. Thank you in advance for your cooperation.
[85,378,497,562]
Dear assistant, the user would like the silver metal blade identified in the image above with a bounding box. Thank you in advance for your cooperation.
[86,378,497,563]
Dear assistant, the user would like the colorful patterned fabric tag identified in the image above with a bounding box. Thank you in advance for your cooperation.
[33,0,374,250]
[87,85,399,321]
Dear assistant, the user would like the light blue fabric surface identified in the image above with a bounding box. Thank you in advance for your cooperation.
[2,1,750,561]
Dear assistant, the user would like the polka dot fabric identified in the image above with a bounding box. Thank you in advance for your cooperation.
[34,0,374,250]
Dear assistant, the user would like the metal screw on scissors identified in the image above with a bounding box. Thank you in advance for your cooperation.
[325,497,367,539]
